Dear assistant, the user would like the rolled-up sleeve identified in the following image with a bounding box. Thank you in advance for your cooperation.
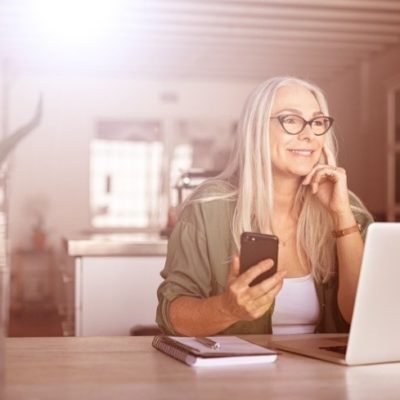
[156,204,213,334]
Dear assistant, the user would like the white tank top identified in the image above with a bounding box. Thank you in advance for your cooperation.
[272,274,320,335]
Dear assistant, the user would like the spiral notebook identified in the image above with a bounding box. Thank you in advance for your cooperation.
[152,335,278,367]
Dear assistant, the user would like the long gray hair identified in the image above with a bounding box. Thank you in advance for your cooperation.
[189,76,369,283]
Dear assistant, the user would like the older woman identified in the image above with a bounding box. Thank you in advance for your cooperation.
[156,76,373,336]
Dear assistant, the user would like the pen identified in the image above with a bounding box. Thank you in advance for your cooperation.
[194,336,221,350]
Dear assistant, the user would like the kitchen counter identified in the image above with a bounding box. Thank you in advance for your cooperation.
[67,233,168,257]
[65,233,167,335]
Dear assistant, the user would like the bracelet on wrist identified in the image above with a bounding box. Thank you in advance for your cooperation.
[332,224,360,239]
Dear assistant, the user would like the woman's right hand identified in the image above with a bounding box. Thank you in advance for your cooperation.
[219,255,287,322]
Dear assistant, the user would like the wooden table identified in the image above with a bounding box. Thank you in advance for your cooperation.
[5,335,400,400]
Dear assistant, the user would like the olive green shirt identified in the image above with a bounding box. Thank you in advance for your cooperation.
[156,184,372,335]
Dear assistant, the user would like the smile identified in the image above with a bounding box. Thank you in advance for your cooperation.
[287,149,314,156]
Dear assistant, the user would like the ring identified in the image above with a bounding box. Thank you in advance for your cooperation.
[327,167,336,177]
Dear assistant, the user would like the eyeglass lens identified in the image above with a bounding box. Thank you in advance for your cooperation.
[279,115,332,135]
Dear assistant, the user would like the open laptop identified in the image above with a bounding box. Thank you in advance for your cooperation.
[271,222,400,366]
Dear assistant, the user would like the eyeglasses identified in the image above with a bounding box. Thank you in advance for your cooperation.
[270,114,334,136]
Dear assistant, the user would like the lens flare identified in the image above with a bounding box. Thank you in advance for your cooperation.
[28,0,118,45]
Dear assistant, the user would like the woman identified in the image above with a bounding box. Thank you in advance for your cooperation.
[156,76,373,336]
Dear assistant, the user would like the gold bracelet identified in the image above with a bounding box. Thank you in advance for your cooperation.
[332,224,360,238]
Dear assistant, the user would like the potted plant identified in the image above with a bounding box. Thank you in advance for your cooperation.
[0,96,42,385]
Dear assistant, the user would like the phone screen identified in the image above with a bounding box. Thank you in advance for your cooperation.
[239,232,279,286]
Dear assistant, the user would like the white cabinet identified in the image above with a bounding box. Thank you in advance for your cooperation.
[74,256,165,336]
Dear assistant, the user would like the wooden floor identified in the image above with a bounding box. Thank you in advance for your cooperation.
[8,304,63,337]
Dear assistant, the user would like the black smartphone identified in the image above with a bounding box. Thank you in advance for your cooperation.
[239,232,279,286]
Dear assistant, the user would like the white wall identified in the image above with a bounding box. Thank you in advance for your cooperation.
[4,72,257,250]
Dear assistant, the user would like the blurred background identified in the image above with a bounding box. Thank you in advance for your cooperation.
[1,0,400,337]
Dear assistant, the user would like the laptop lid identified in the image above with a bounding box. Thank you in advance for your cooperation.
[345,222,400,365]
[272,222,400,366]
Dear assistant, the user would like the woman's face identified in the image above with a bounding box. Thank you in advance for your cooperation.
[269,84,327,179]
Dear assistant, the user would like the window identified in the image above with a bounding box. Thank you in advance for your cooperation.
[90,120,163,229]
[89,118,235,229]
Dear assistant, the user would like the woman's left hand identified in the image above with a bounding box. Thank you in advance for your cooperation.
[302,146,351,215]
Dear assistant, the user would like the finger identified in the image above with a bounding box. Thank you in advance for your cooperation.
[247,273,286,317]
[312,166,339,184]
[248,269,287,298]
[258,278,285,307]
[323,146,337,167]
[308,168,335,193]
[238,259,275,287]
[310,167,340,194]
[302,164,329,186]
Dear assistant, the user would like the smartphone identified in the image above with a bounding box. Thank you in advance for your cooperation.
[239,232,279,286]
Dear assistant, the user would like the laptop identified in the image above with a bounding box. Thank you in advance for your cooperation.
[271,222,400,366]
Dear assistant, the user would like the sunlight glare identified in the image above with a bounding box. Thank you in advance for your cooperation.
[29,0,118,44]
